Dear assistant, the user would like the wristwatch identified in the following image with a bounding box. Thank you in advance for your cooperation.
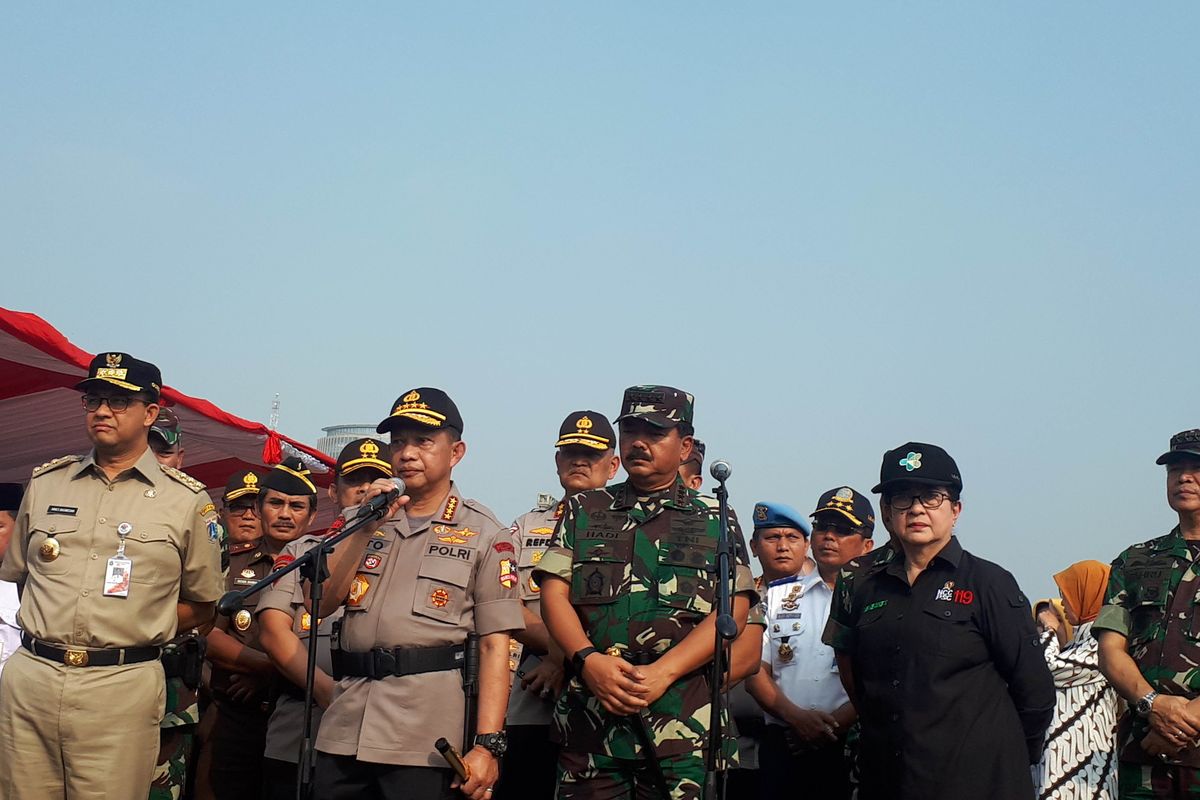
[1135,690,1159,718]
[474,731,508,758]
[572,646,599,675]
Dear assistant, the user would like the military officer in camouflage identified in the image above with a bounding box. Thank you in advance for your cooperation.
[1096,430,1200,798]
[496,411,621,800]
[0,352,224,800]
[534,385,758,800]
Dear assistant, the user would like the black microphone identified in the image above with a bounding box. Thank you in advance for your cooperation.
[709,460,732,482]
[354,477,406,519]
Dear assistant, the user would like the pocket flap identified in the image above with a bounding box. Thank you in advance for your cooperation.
[417,556,472,588]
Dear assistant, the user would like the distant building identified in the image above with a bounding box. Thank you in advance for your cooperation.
[316,424,383,458]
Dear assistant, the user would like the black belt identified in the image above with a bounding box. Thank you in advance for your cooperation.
[333,644,465,680]
[21,633,161,667]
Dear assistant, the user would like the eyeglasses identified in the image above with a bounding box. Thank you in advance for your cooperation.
[812,521,866,537]
[82,395,146,413]
[886,490,952,511]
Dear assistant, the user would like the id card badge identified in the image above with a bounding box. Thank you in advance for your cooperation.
[104,556,132,597]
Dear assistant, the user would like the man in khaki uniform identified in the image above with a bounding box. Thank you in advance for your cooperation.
[197,464,308,800]
[495,411,620,800]
[308,387,524,800]
[0,352,224,800]
[255,441,390,799]
[220,469,264,546]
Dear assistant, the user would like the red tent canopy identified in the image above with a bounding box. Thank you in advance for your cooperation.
[0,307,336,523]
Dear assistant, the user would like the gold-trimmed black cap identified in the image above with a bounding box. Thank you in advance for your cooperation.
[75,352,162,400]
[223,470,262,503]
[337,437,393,477]
[1157,430,1200,465]
[812,486,875,535]
[261,457,317,496]
[555,411,615,451]
[377,387,464,434]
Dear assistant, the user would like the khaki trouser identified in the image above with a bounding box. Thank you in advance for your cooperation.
[0,647,164,800]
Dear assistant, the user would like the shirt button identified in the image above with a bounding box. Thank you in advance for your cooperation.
[891,679,900,688]
[81,590,89,597]
[943,610,951,617]
[108,485,115,492]
[49,525,56,533]
[91,553,98,560]
[98,517,106,524]
[894,645,901,653]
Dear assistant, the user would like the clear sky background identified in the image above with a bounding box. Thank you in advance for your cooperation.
[3,5,1196,602]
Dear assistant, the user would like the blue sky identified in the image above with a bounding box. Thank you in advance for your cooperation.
[3,5,1196,601]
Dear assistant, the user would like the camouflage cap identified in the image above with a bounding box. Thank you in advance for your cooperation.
[614,385,694,429]
[684,438,706,469]
[1157,429,1200,465]
[149,407,182,446]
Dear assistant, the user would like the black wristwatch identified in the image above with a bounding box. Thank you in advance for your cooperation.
[474,731,508,758]
[1135,690,1159,718]
[572,646,599,676]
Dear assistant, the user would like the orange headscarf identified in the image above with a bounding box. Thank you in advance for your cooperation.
[1053,560,1111,624]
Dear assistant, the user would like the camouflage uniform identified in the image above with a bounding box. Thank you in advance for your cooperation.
[533,478,757,800]
[1094,526,1200,797]
[150,516,228,800]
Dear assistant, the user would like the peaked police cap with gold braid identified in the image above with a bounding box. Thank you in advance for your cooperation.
[337,437,393,477]
[377,387,464,435]
[74,352,162,400]
[554,410,615,451]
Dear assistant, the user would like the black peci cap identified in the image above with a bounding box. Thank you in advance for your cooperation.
[0,483,24,513]
[872,441,962,495]
[377,388,464,435]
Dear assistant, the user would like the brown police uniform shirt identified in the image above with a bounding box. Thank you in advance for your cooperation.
[0,448,224,648]
[210,538,275,698]
[505,500,563,727]
[256,533,342,763]
[313,484,524,767]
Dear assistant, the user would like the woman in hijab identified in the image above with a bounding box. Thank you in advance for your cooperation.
[1033,560,1121,800]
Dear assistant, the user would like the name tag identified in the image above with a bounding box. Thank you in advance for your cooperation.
[47,505,77,516]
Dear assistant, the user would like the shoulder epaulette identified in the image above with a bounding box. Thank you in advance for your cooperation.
[463,498,504,528]
[229,540,258,555]
[31,454,82,478]
[159,465,206,493]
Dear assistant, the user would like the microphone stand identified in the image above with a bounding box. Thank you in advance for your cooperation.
[216,500,393,800]
[704,463,737,800]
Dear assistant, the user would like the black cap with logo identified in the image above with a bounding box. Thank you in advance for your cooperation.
[555,411,616,451]
[377,387,464,435]
[261,457,317,497]
[337,437,393,477]
[223,470,262,503]
[75,352,163,400]
[812,486,875,536]
[1157,430,1200,465]
[872,441,963,495]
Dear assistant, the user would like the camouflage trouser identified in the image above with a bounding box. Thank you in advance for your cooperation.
[556,749,705,800]
[148,725,194,800]
[1119,761,1200,798]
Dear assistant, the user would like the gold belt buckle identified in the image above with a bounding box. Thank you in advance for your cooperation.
[64,649,89,667]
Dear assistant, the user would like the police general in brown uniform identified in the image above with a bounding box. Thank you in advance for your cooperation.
[308,387,524,800]
[0,352,224,800]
